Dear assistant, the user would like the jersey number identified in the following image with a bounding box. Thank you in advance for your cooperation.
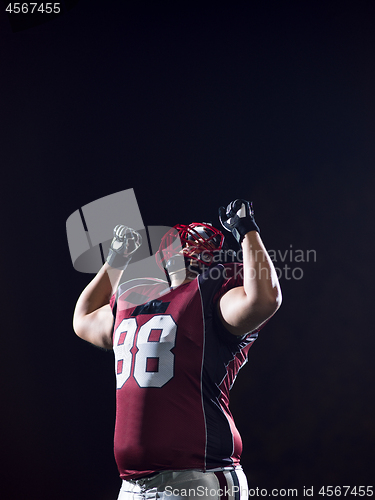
[113,315,177,389]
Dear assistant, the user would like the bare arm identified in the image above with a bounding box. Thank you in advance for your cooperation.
[73,263,123,349]
[218,230,282,335]
[73,225,142,349]
[217,199,281,336]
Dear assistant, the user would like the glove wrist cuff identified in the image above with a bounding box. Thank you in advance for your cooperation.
[106,249,132,270]
[235,218,260,243]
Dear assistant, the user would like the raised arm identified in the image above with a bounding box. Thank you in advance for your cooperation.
[217,199,282,336]
[73,226,142,349]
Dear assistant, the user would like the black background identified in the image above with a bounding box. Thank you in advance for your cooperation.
[1,1,374,499]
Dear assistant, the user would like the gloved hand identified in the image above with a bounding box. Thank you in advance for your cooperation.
[106,225,142,269]
[218,199,260,244]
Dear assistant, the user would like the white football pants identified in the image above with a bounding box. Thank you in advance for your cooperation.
[117,467,248,500]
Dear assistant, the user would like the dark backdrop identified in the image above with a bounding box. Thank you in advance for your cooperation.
[1,1,374,499]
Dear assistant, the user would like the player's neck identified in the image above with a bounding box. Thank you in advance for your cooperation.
[169,267,196,289]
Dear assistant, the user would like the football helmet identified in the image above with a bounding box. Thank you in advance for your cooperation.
[156,222,225,274]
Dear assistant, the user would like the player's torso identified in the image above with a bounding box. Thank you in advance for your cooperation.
[111,265,253,479]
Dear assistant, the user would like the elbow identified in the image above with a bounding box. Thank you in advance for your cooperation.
[246,275,282,318]
[73,303,91,341]
[270,288,282,312]
[265,288,282,316]
[253,289,282,321]
[73,318,82,339]
[237,295,281,335]
[73,313,86,340]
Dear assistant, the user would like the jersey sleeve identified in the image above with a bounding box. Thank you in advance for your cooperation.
[109,291,120,328]
[213,263,243,299]
[109,292,117,312]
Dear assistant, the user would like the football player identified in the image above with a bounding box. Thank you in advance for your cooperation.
[73,199,282,500]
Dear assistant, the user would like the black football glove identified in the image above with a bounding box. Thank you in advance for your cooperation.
[218,199,260,244]
[106,225,142,269]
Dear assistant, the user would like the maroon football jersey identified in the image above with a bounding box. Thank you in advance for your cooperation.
[110,263,261,480]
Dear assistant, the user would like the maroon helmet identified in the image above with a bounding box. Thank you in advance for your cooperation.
[156,222,225,273]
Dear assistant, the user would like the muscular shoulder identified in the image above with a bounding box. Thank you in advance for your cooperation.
[203,263,243,302]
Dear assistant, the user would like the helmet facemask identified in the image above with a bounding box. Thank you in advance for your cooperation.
[156,223,225,282]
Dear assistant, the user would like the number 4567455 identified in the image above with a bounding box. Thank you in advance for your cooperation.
[5,3,61,14]
[318,486,373,496]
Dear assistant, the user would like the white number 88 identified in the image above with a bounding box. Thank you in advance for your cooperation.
[114,315,177,389]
